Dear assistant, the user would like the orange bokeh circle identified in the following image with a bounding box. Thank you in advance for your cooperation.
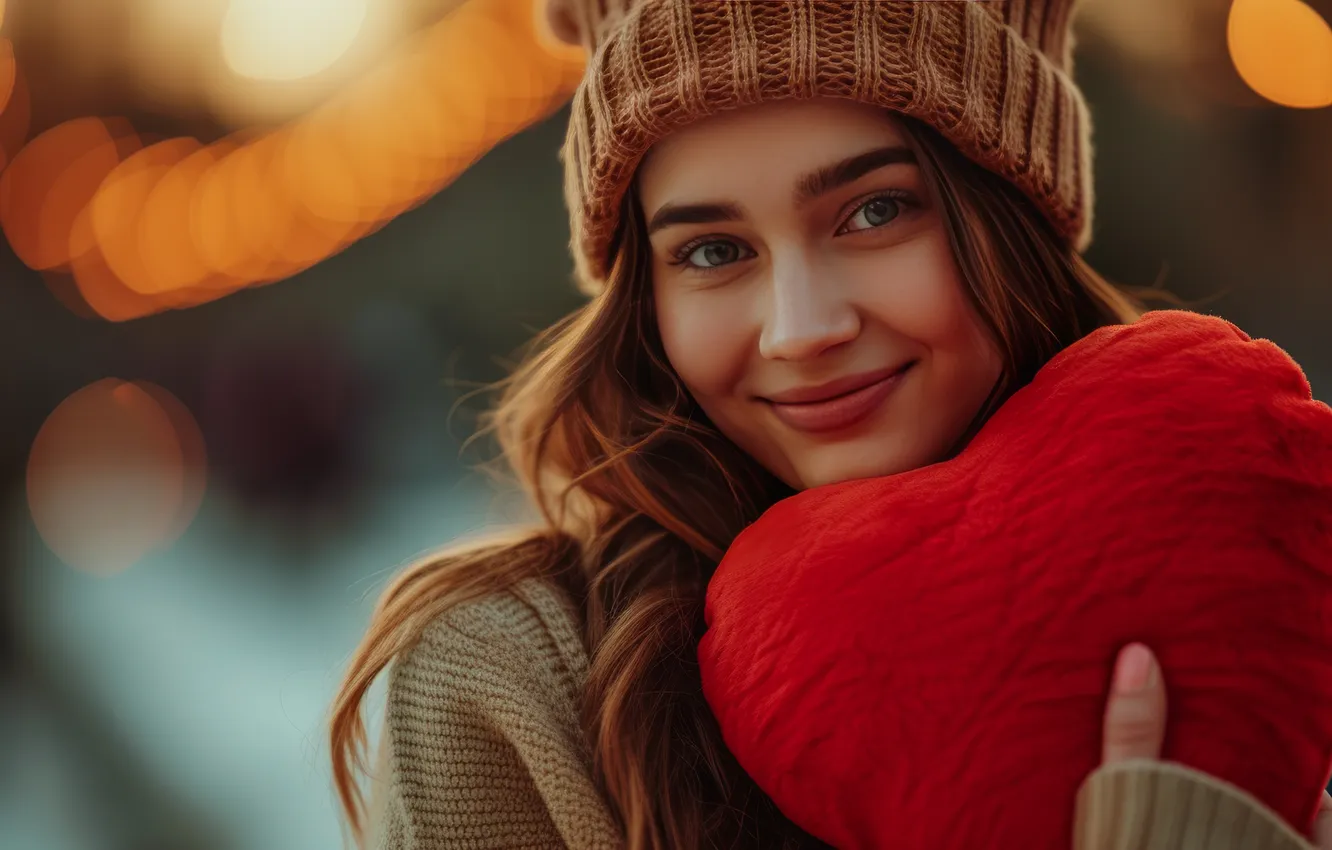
[27,379,207,574]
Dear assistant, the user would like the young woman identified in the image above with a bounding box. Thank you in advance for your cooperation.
[331,1,1332,847]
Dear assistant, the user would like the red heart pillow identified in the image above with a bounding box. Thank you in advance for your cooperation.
[698,311,1332,850]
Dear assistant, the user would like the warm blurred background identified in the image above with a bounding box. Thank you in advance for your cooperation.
[1,0,1329,848]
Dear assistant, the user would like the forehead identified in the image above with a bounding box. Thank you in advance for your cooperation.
[637,99,909,207]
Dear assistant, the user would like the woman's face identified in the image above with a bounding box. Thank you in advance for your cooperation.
[640,99,1003,490]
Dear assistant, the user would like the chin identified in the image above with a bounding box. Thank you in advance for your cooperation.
[790,443,933,491]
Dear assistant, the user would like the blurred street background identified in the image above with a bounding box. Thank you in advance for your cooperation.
[0,1,1329,848]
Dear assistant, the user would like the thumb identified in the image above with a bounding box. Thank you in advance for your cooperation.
[1101,643,1168,765]
[1315,790,1332,849]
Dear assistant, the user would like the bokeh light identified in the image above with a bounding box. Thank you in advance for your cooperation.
[27,379,208,576]
[221,0,370,82]
[0,55,31,170]
[92,137,203,295]
[1228,0,1332,109]
[0,37,15,116]
[0,0,587,322]
[137,382,210,546]
[0,117,135,271]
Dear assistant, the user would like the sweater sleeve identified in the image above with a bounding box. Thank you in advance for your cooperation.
[1075,759,1318,850]
[364,580,623,850]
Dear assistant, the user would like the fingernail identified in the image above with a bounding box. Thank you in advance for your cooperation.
[1114,643,1154,694]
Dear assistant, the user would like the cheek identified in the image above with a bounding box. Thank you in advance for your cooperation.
[654,286,753,400]
[850,232,1001,402]
[848,232,971,340]
[852,237,959,335]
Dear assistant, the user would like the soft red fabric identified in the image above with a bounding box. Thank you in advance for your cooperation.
[698,311,1332,850]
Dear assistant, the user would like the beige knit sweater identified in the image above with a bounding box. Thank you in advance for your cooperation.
[365,578,1318,850]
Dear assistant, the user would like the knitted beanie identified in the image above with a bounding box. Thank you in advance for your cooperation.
[552,0,1094,293]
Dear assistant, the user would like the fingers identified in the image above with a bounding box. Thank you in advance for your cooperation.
[1101,643,1167,765]
[1316,790,1332,849]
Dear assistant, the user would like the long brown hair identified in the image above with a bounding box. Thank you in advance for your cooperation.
[329,112,1143,849]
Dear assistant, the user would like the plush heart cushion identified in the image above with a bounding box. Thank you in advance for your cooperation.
[698,311,1332,850]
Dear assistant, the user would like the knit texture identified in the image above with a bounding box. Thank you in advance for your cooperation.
[1076,761,1320,850]
[366,578,622,849]
[365,577,1318,849]
[559,0,1094,291]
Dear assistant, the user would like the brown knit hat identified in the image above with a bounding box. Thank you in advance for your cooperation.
[554,0,1094,293]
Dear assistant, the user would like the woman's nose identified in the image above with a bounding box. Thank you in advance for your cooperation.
[758,262,861,361]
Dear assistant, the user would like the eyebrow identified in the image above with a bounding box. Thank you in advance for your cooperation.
[645,144,917,236]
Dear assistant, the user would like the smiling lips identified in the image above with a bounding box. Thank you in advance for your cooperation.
[763,363,915,434]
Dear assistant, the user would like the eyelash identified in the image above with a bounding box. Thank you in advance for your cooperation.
[666,189,917,274]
